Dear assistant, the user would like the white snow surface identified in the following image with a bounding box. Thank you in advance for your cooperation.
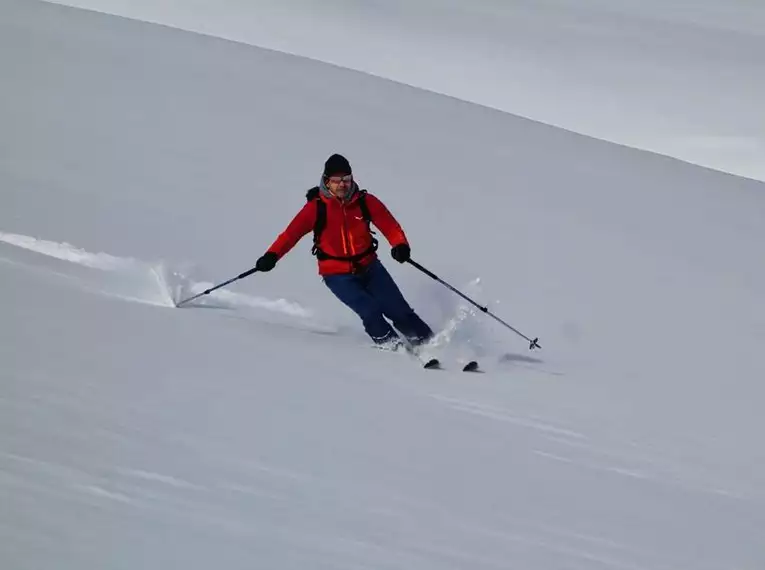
[2,1,765,569]
[41,0,765,182]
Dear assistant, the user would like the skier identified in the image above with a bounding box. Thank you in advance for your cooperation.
[254,153,433,349]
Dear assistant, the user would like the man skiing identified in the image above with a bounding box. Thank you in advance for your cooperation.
[254,153,433,349]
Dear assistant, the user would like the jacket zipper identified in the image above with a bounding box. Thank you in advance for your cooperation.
[341,203,357,272]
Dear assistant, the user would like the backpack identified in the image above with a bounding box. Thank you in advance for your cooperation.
[305,186,378,262]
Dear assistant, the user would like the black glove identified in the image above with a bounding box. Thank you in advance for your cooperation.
[391,243,411,263]
[255,251,279,272]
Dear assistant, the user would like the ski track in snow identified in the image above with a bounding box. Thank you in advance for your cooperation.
[0,230,313,319]
[0,230,493,360]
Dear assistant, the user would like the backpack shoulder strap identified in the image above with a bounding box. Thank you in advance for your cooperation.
[306,186,320,201]
[357,189,371,223]
[306,186,326,252]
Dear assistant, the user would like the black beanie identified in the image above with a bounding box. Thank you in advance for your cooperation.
[323,154,352,177]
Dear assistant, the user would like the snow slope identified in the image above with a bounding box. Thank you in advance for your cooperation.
[42,0,765,182]
[2,1,765,568]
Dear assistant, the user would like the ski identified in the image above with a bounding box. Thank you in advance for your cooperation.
[423,358,480,372]
[372,343,477,372]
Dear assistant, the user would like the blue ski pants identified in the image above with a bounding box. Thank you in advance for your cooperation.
[323,259,433,345]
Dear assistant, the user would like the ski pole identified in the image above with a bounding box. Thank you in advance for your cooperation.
[406,259,541,350]
[175,266,259,308]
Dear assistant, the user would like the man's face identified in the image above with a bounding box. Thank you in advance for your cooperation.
[326,174,353,198]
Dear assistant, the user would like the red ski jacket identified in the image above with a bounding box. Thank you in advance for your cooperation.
[267,190,408,275]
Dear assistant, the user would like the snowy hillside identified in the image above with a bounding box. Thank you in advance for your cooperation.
[43,0,765,182]
[2,1,765,568]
